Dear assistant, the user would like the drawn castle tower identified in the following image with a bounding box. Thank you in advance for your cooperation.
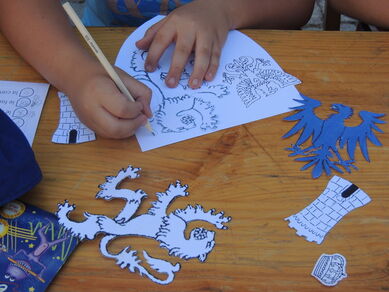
[285,176,371,244]
[52,92,95,144]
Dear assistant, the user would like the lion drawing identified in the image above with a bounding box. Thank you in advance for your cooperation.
[56,166,231,284]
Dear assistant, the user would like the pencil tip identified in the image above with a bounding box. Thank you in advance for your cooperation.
[145,122,154,134]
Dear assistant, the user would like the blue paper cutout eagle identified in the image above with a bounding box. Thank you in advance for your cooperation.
[283,94,386,178]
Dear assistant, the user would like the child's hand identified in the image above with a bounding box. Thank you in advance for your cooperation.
[136,0,230,89]
[68,68,152,139]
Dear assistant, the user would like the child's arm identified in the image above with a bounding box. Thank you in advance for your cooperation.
[0,0,152,139]
[328,0,389,29]
[136,0,315,89]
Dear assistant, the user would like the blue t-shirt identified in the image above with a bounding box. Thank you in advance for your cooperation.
[83,0,193,26]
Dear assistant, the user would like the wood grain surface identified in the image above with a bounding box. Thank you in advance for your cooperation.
[0,28,388,292]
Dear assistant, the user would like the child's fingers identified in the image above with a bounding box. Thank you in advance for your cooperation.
[135,20,165,50]
[105,96,144,120]
[116,68,153,118]
[205,44,222,81]
[144,26,175,72]
[165,33,196,88]
[135,95,153,118]
[93,107,148,139]
[189,34,213,88]
[128,86,153,119]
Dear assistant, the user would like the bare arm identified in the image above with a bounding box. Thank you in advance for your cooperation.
[328,0,389,29]
[0,0,152,138]
[225,0,315,30]
[0,0,96,94]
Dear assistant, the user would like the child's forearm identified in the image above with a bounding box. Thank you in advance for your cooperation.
[221,0,315,30]
[0,0,103,96]
[328,0,389,29]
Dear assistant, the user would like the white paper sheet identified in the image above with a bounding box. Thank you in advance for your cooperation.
[0,80,49,145]
[115,16,302,151]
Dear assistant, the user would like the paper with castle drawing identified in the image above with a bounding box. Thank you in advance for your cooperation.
[115,16,302,151]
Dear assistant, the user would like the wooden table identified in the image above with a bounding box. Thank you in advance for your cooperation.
[1,28,388,292]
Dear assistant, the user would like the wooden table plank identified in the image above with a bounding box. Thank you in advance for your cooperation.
[0,28,388,292]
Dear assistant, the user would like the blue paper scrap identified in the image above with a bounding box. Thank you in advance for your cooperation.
[283,94,385,178]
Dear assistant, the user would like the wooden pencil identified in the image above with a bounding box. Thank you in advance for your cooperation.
[62,2,153,133]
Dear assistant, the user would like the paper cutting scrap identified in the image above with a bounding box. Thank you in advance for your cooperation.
[285,176,371,244]
[283,94,385,178]
[56,165,231,285]
[52,92,96,144]
[311,253,347,286]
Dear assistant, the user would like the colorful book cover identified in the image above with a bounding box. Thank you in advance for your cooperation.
[0,200,78,291]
